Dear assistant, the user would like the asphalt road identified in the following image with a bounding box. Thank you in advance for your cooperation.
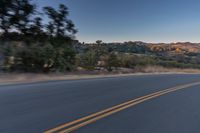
[1,74,200,133]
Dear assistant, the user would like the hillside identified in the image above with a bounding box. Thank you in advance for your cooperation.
[1,41,200,72]
[75,41,200,55]
[74,41,200,70]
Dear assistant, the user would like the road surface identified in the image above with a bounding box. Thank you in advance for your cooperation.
[1,74,200,133]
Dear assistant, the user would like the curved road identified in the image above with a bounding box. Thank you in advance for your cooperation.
[0,74,200,133]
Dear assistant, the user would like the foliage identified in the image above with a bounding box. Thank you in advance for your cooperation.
[1,1,200,73]
[106,52,119,71]
[74,41,200,71]
[0,0,77,72]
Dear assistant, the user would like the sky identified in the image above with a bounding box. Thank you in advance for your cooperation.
[34,0,200,43]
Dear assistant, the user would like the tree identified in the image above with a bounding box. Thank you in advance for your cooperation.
[29,17,47,41]
[10,0,36,35]
[81,49,97,70]
[0,0,13,35]
[46,22,54,37]
[16,44,57,72]
[96,40,103,45]
[106,52,119,71]
[0,0,36,40]
[43,4,78,71]
[0,1,78,72]
[119,54,137,68]
[30,17,43,36]
[43,4,77,37]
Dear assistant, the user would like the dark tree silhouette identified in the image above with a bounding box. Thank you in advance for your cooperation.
[9,0,35,35]
[29,17,45,38]
[43,4,77,37]
[0,0,78,72]
[0,0,13,35]
[0,0,36,40]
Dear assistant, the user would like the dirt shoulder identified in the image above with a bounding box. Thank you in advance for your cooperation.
[0,69,200,85]
[0,73,163,85]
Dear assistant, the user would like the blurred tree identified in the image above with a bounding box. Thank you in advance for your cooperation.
[9,0,36,35]
[0,0,13,35]
[96,40,102,45]
[106,52,119,71]
[43,4,77,37]
[81,49,97,70]
[0,1,78,72]
[43,4,78,72]
[30,17,43,36]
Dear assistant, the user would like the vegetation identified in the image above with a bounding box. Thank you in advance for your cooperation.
[74,41,200,71]
[0,0,200,73]
[0,0,77,72]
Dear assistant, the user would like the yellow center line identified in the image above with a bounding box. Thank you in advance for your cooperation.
[44,87,172,133]
[44,81,200,133]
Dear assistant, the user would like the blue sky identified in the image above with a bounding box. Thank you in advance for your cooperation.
[34,0,200,43]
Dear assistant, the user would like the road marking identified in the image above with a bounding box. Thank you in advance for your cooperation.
[44,81,200,133]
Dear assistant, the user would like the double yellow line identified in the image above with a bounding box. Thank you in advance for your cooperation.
[44,81,200,133]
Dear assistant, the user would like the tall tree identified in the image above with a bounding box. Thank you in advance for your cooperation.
[29,17,44,36]
[43,4,77,38]
[0,0,36,36]
[10,0,36,35]
[43,4,77,71]
[0,0,13,35]
[0,1,78,72]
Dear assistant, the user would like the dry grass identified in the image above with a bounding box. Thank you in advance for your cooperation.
[139,66,200,73]
[0,67,200,85]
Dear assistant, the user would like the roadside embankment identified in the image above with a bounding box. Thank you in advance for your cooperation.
[0,67,200,85]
